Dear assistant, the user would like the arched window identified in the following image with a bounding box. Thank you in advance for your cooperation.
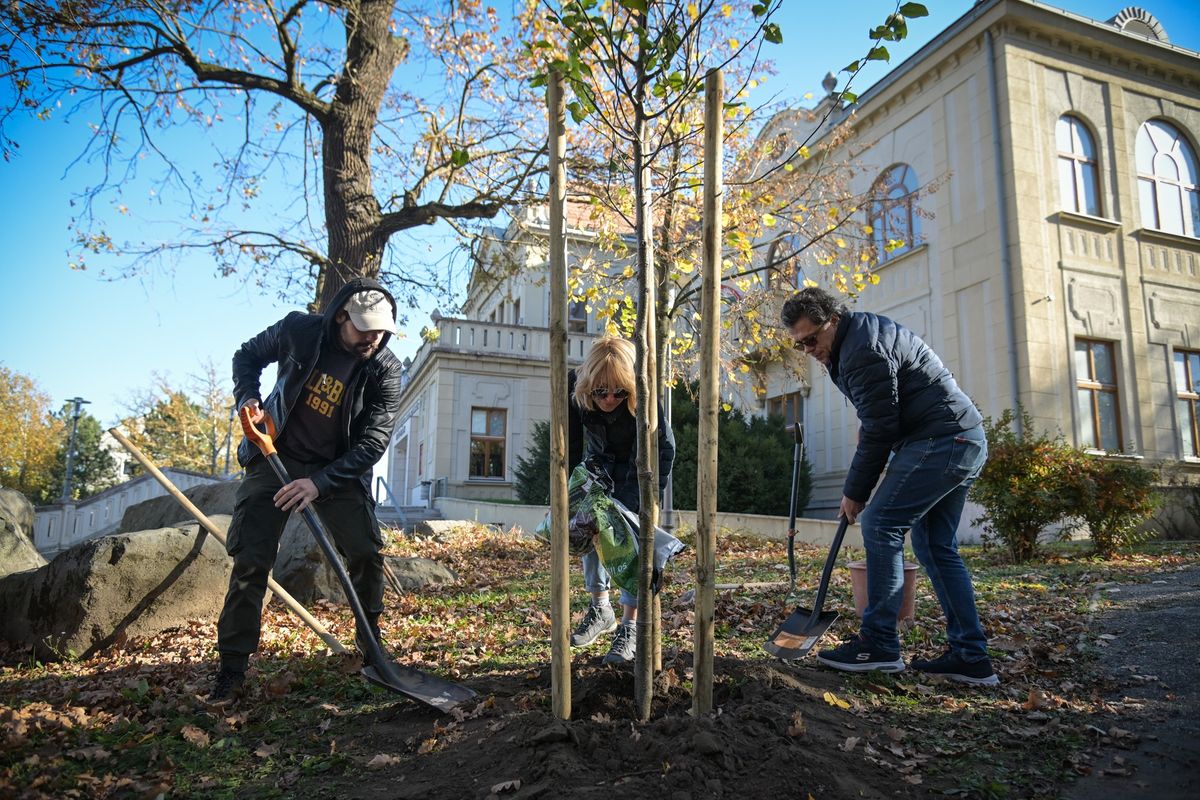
[1056,115,1101,216]
[1136,119,1200,237]
[765,232,807,290]
[869,164,920,262]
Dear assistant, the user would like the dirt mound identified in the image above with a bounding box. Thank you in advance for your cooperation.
[313,655,926,800]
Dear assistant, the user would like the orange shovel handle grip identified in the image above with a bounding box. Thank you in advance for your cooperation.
[239,405,278,457]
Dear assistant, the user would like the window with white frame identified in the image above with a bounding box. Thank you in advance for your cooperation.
[869,164,920,262]
[1074,339,1122,452]
[469,408,506,479]
[1056,115,1101,216]
[1175,349,1200,458]
[1136,119,1200,236]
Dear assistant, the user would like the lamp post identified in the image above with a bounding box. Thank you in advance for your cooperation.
[60,396,90,502]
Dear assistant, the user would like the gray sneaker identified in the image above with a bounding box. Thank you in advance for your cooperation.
[602,622,636,665]
[570,603,617,647]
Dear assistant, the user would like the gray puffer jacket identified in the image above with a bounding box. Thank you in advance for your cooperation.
[827,311,982,502]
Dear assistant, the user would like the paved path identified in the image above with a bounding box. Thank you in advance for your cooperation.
[1063,566,1200,799]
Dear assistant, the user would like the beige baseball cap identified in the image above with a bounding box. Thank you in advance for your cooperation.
[343,289,396,333]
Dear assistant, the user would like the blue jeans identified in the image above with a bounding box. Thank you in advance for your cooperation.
[582,550,637,607]
[858,425,989,661]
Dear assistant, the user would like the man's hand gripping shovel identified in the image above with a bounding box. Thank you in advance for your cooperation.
[240,407,477,712]
[762,424,850,661]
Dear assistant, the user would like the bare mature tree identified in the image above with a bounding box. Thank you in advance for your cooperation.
[1,0,546,312]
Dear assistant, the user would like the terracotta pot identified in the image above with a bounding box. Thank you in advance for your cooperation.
[847,560,919,621]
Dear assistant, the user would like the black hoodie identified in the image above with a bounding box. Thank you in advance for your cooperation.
[232,277,402,496]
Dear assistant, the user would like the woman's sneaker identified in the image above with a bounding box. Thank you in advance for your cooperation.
[910,650,999,686]
[816,633,905,673]
[570,603,617,647]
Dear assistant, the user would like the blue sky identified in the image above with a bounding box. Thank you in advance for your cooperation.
[1,1,1197,426]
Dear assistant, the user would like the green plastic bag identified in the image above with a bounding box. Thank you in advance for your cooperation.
[534,464,684,597]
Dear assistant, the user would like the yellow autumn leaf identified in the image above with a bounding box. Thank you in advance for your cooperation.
[869,273,881,284]
[863,224,874,234]
[803,92,813,100]
[802,278,819,288]
[762,213,776,227]
[835,238,846,248]
[799,145,810,159]
[687,2,698,20]
[721,3,732,16]
[823,691,851,709]
[721,403,732,412]
[728,38,739,50]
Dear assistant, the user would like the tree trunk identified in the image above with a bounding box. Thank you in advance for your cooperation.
[632,13,659,720]
[316,0,409,311]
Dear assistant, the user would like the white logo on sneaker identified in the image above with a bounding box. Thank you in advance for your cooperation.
[856,653,871,661]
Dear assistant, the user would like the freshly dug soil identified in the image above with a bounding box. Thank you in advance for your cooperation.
[310,652,931,800]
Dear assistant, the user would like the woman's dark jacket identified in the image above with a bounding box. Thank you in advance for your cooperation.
[232,277,402,497]
[567,370,676,511]
[827,311,982,503]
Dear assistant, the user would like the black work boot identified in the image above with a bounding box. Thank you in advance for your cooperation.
[355,615,384,668]
[208,667,246,703]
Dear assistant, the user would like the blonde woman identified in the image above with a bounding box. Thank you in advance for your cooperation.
[567,337,675,665]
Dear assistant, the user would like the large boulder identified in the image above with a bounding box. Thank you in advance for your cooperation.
[0,488,46,579]
[0,488,35,537]
[118,481,239,533]
[118,481,343,602]
[118,482,455,604]
[384,556,459,591]
[0,521,232,660]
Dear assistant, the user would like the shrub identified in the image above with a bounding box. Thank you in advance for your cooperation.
[970,408,1086,562]
[513,420,551,505]
[669,384,811,516]
[512,385,812,516]
[1073,458,1159,558]
[972,407,1162,562]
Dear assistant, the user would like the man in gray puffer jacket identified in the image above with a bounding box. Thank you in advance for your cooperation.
[782,287,997,686]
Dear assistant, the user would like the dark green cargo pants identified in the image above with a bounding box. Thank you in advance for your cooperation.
[216,456,384,672]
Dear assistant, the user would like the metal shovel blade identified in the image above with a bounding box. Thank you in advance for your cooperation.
[762,606,840,661]
[362,661,478,712]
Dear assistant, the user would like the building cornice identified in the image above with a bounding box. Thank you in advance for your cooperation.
[839,0,1200,137]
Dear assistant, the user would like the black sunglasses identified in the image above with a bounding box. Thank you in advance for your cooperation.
[795,320,830,350]
[591,387,629,399]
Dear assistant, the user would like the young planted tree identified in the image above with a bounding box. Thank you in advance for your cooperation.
[527,1,930,402]
[1,0,545,311]
[527,0,790,718]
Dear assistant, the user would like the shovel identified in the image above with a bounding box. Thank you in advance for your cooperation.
[762,516,849,660]
[762,422,849,660]
[240,407,477,712]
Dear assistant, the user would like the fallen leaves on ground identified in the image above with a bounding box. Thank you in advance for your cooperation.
[0,527,1194,799]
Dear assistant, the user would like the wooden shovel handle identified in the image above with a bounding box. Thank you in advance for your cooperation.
[239,406,278,457]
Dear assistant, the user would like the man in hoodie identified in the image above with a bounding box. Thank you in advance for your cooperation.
[781,286,997,687]
[209,278,402,702]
